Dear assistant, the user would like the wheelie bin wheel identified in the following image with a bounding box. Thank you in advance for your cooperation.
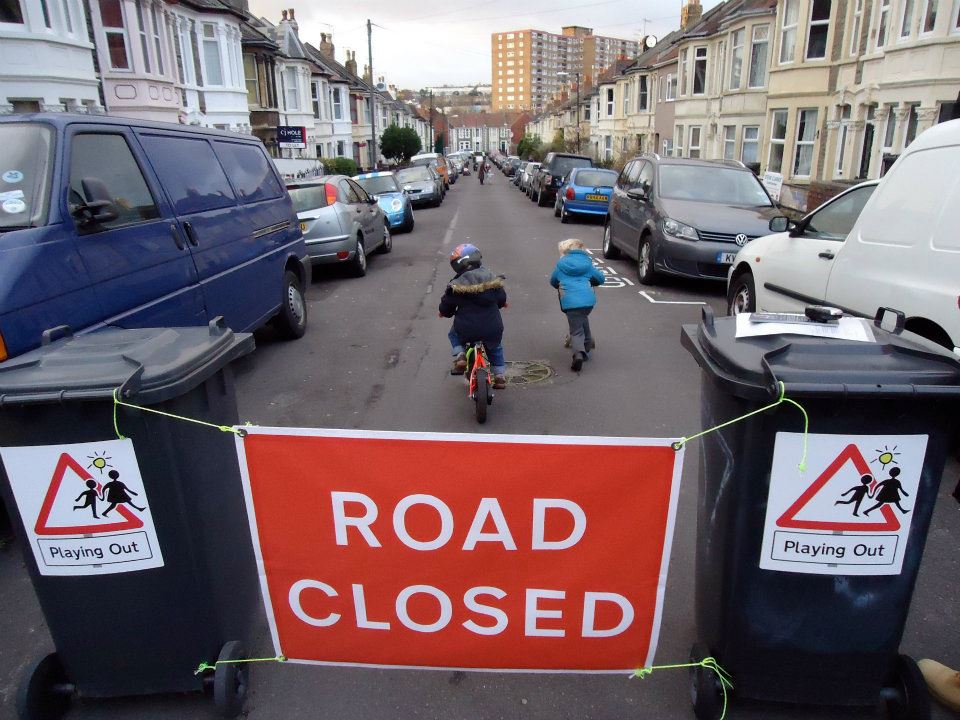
[689,643,724,720]
[17,652,73,720]
[213,641,249,718]
[881,654,930,720]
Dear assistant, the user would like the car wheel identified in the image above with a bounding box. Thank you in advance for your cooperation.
[402,211,414,233]
[560,201,570,224]
[602,223,620,259]
[432,194,441,208]
[273,269,307,339]
[351,236,367,277]
[727,272,756,315]
[554,197,561,217]
[637,235,657,285]
[379,225,392,254]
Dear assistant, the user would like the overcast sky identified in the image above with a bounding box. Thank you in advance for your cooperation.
[249,0,722,89]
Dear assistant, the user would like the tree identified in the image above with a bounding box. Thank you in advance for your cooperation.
[327,157,358,176]
[434,132,446,154]
[380,124,422,164]
[517,133,543,161]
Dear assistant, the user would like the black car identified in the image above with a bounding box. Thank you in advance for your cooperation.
[603,155,780,285]
[531,152,593,207]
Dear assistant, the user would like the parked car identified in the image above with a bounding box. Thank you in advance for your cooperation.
[396,165,443,207]
[531,152,594,207]
[729,121,960,352]
[505,156,521,177]
[603,156,779,285]
[0,113,309,362]
[353,171,414,233]
[514,161,528,187]
[287,175,390,278]
[410,153,449,189]
[554,167,618,223]
[520,162,541,194]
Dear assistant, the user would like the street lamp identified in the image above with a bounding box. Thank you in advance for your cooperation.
[557,71,581,154]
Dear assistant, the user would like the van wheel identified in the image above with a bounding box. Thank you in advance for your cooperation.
[274,270,307,339]
[637,235,657,285]
[602,223,620,259]
[727,272,756,315]
[351,237,367,277]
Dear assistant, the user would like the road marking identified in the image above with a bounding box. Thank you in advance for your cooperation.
[440,207,461,249]
[639,291,707,305]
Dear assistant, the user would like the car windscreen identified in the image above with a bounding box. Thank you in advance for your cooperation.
[658,165,773,206]
[410,158,437,169]
[355,175,399,195]
[287,185,328,213]
[0,123,55,230]
[573,170,616,188]
[397,167,431,183]
[550,157,592,177]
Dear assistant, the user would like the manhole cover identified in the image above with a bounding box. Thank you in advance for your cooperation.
[504,360,554,385]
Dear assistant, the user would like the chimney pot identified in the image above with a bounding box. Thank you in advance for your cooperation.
[288,8,295,18]
[281,9,288,20]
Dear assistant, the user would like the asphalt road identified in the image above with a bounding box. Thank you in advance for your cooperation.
[0,171,957,719]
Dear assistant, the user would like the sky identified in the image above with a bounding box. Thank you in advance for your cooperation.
[248,0,722,90]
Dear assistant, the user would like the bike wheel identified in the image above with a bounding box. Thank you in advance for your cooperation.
[474,369,489,424]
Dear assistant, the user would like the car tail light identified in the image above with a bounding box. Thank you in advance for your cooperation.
[325,183,338,206]
[336,251,349,260]
[0,331,7,362]
[565,187,575,201]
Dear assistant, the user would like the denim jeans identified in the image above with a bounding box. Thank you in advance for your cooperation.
[448,327,505,376]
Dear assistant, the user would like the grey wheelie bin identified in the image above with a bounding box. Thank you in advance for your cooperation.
[0,319,260,719]
[680,307,960,720]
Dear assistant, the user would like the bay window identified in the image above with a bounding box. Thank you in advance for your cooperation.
[693,46,707,95]
[768,110,788,172]
[741,126,759,165]
[748,25,769,87]
[780,0,798,63]
[807,0,830,59]
[793,108,818,177]
[202,23,223,85]
[134,1,150,72]
[99,0,130,70]
[730,29,744,90]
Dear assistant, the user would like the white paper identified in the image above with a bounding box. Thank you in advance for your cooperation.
[736,313,875,342]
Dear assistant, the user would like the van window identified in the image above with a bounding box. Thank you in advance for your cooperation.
[68,133,160,232]
[859,147,960,248]
[138,134,236,215]
[213,141,283,203]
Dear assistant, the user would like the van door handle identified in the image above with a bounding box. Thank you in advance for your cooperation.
[183,221,199,247]
[170,224,185,250]
[818,251,835,260]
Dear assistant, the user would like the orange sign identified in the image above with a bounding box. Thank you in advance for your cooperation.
[237,429,684,672]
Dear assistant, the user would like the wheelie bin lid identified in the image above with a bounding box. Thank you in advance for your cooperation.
[0,318,254,406]
[681,307,960,401]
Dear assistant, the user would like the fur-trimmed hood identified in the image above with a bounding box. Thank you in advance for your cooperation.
[449,267,505,294]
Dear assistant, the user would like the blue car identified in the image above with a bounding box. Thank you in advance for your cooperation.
[354,171,414,233]
[554,167,619,224]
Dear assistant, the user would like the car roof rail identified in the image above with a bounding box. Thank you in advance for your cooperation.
[712,158,748,169]
[641,152,661,162]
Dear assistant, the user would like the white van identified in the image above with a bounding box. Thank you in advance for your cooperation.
[728,119,960,354]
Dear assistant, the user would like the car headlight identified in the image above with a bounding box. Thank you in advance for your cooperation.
[390,199,403,211]
[662,218,699,241]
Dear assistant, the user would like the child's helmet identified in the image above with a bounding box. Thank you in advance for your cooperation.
[450,243,482,273]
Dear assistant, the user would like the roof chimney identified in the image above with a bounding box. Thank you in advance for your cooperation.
[345,50,357,76]
[320,32,334,59]
[288,8,298,34]
[363,64,371,82]
[281,9,288,20]
[681,0,703,30]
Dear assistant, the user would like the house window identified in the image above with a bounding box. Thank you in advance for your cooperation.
[882,103,897,150]
[689,126,702,158]
[876,0,891,47]
[283,67,299,110]
[730,28,744,89]
[323,82,332,119]
[638,76,648,111]
[675,125,684,156]
[748,25,769,87]
[679,48,688,96]
[134,2,150,72]
[793,108,818,177]
[716,40,726,92]
[904,103,920,146]
[900,0,916,37]
[606,88,614,115]
[61,0,73,32]
[835,105,851,176]
[603,134,612,160]
[768,110,788,172]
[336,140,345,157]
[150,5,164,75]
[850,0,864,54]
[0,0,25,23]
[202,24,223,85]
[98,0,130,70]
[311,81,321,119]
[807,0,831,59]
[667,73,677,100]
[921,0,937,32]
[742,125,760,164]
[39,0,51,27]
[693,46,707,95]
[663,138,674,156]
[955,0,960,30]
[243,54,259,105]
[780,0,798,62]
[723,125,736,160]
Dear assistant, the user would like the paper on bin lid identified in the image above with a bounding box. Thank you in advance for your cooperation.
[736,314,875,342]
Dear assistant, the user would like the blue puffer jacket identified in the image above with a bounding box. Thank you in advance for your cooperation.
[549,249,605,310]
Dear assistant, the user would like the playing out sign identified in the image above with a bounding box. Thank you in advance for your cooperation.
[237,428,684,672]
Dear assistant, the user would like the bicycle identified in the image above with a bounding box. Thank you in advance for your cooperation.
[464,341,494,424]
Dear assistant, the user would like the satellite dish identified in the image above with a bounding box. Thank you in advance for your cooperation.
[644,35,658,49]
[376,82,387,91]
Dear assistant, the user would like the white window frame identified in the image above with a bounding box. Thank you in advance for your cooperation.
[741,125,760,164]
[768,109,788,172]
[882,103,897,151]
[900,0,917,38]
[876,0,892,48]
[202,22,224,86]
[622,83,630,115]
[283,66,300,111]
[850,0,864,54]
[61,0,73,33]
[99,0,132,71]
[806,0,831,60]
[689,126,702,158]
[666,73,676,100]
[835,105,851,177]
[310,80,321,119]
[675,124,684,156]
[679,48,688,96]
[693,46,707,95]
[903,102,920,147]
[919,0,937,33]
[730,28,744,90]
[723,125,736,160]
[606,87,614,116]
[792,108,818,178]
[716,39,726,93]
[748,25,769,88]
[603,134,613,161]
[780,0,799,63]
[150,4,164,76]
[134,1,151,73]
[638,75,648,111]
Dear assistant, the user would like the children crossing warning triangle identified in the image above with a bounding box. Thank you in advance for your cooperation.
[34,453,144,536]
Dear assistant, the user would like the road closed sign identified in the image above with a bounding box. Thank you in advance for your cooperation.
[237,428,684,672]
[760,432,928,576]
[1,439,164,576]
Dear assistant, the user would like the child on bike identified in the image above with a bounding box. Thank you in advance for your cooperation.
[440,243,508,389]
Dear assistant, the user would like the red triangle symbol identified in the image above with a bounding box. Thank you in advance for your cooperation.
[776,443,901,532]
[34,453,144,536]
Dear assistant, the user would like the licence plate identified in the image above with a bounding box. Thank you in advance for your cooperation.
[716,252,737,264]
[585,194,607,201]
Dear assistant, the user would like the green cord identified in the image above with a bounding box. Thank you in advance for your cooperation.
[633,658,734,720]
[672,381,809,472]
[194,655,286,675]
[112,388,244,441]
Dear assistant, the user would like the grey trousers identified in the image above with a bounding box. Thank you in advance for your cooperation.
[564,307,593,355]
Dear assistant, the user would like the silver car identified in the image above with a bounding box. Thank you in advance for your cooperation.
[520,162,541,194]
[287,175,391,278]
[396,166,443,208]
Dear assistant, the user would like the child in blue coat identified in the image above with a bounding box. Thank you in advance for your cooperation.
[549,238,605,372]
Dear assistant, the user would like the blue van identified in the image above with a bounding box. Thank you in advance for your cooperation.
[0,114,309,361]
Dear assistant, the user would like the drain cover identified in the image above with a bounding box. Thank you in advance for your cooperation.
[503,360,554,385]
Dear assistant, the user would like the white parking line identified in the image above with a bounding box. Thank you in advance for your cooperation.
[639,291,706,305]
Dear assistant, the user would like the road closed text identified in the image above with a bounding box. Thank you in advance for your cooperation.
[238,430,683,671]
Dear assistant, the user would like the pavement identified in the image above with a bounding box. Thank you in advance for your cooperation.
[0,170,957,719]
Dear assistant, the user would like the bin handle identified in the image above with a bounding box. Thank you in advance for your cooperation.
[116,364,145,399]
[208,315,228,336]
[41,325,72,346]
[874,307,905,334]
[700,305,716,335]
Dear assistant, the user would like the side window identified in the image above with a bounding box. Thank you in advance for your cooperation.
[805,184,876,240]
[637,161,654,194]
[617,161,636,189]
[626,160,643,189]
[347,179,369,202]
[137,134,236,215]
[68,133,160,233]
[339,180,360,204]
[213,142,283,203]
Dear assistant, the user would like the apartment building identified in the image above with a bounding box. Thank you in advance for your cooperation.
[491,26,640,112]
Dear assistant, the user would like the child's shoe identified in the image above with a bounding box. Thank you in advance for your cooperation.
[571,352,585,372]
[451,352,467,375]
[919,659,960,711]
[493,375,507,389]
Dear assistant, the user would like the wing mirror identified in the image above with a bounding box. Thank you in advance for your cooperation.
[769,216,797,233]
[73,177,119,225]
[626,186,649,201]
